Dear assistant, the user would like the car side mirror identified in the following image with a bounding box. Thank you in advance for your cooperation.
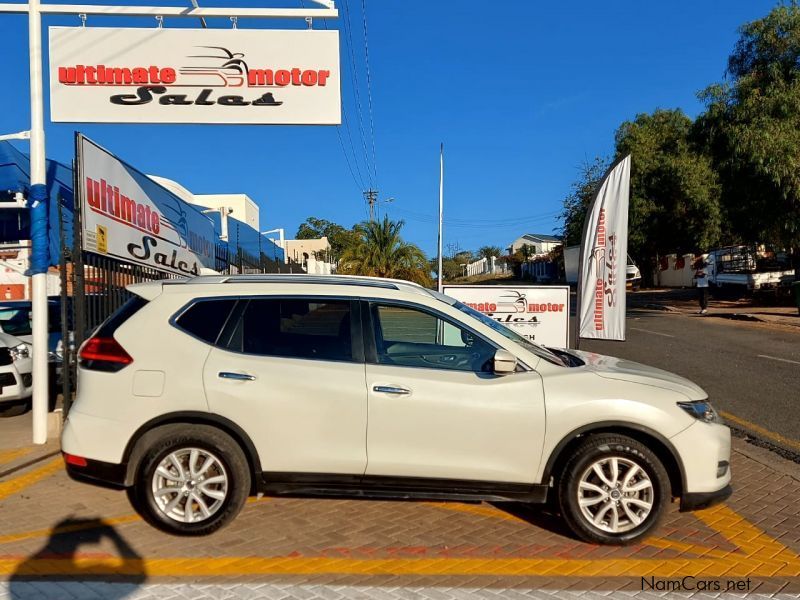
[493,349,517,375]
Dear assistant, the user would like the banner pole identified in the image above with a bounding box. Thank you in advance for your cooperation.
[28,0,50,444]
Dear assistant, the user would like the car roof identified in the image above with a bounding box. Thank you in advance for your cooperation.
[128,274,437,301]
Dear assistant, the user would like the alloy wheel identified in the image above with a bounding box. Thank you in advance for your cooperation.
[576,456,654,533]
[151,448,229,524]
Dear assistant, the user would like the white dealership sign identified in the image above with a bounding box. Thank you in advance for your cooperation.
[77,134,217,277]
[49,27,341,124]
[443,286,570,348]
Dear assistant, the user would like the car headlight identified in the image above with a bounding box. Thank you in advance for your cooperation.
[677,400,721,423]
[10,343,30,361]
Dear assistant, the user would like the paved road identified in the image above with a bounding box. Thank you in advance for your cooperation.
[580,308,800,444]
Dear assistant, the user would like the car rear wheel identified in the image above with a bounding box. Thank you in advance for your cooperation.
[128,425,250,536]
[557,434,670,545]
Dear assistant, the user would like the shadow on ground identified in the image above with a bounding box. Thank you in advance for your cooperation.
[7,517,146,599]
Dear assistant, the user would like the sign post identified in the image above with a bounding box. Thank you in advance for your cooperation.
[0,0,339,444]
[29,0,49,445]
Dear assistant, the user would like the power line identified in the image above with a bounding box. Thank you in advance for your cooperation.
[360,0,378,186]
[341,0,373,188]
[314,6,368,192]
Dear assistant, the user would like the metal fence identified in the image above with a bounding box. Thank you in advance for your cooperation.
[57,187,303,413]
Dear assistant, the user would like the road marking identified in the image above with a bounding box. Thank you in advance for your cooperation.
[0,448,32,466]
[0,504,797,578]
[0,458,63,502]
[756,354,800,366]
[720,410,800,452]
[629,327,675,338]
[0,514,142,545]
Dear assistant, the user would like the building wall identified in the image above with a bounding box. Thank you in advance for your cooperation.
[509,236,560,255]
[284,237,331,264]
[193,194,260,231]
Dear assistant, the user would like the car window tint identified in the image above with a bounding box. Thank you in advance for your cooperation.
[372,304,495,372]
[175,299,237,345]
[236,298,353,362]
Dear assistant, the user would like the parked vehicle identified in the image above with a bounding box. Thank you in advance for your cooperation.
[0,331,33,417]
[705,245,794,294]
[62,275,731,544]
[565,245,641,289]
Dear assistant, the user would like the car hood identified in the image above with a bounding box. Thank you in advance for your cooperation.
[569,349,707,401]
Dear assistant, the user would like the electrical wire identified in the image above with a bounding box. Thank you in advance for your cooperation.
[360,0,378,186]
[341,0,374,188]
[310,1,368,192]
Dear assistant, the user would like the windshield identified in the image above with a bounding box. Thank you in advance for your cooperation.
[452,301,567,367]
[0,305,63,336]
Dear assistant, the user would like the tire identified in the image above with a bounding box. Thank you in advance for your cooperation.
[0,401,29,418]
[557,434,670,545]
[128,424,251,536]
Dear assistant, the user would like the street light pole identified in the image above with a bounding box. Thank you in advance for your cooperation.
[28,0,49,445]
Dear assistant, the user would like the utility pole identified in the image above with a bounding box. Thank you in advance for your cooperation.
[364,189,378,222]
[437,143,444,293]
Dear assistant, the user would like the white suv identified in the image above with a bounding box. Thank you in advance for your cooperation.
[62,275,731,544]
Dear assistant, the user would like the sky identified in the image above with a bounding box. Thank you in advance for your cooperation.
[0,0,780,257]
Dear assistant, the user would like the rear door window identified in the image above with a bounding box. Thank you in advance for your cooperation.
[174,299,237,345]
[226,298,354,362]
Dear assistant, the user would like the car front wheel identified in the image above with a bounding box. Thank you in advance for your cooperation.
[128,425,250,536]
[558,434,670,545]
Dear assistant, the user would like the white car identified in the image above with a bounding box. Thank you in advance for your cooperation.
[0,331,34,417]
[62,275,731,544]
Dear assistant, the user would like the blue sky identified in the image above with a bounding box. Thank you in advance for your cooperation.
[0,0,779,256]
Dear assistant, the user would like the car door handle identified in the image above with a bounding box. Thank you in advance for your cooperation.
[218,372,256,381]
[373,385,411,395]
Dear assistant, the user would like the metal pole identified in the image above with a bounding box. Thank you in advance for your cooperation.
[437,143,443,293]
[28,0,49,444]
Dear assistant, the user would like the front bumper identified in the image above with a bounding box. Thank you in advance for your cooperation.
[681,484,733,512]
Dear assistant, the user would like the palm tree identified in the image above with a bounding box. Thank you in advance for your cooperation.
[338,217,432,286]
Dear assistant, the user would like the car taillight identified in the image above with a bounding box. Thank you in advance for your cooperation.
[63,453,88,467]
[79,336,133,372]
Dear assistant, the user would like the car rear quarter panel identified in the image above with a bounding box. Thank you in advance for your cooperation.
[66,291,214,463]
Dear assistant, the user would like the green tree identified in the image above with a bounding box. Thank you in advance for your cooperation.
[477,245,503,260]
[615,109,721,266]
[338,216,433,286]
[698,2,800,277]
[295,217,360,261]
[559,157,609,247]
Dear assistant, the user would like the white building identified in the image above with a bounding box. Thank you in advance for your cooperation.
[283,237,331,264]
[508,233,562,256]
[148,176,261,233]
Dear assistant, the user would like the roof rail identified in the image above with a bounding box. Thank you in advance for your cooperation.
[184,274,402,290]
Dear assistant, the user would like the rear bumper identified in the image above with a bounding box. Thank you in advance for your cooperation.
[63,454,127,490]
[680,484,732,512]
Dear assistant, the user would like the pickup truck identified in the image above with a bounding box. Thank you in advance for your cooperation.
[705,246,794,293]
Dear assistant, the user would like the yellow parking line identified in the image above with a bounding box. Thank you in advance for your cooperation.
[0,448,32,466]
[720,410,800,452]
[0,502,794,578]
[0,514,141,545]
[0,497,269,545]
[0,458,63,502]
[0,553,788,578]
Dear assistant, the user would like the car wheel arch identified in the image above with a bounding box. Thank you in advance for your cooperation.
[121,411,262,493]
[541,421,686,498]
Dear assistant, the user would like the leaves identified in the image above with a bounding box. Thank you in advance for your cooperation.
[337,216,433,286]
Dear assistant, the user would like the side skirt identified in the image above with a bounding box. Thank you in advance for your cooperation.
[259,472,549,503]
